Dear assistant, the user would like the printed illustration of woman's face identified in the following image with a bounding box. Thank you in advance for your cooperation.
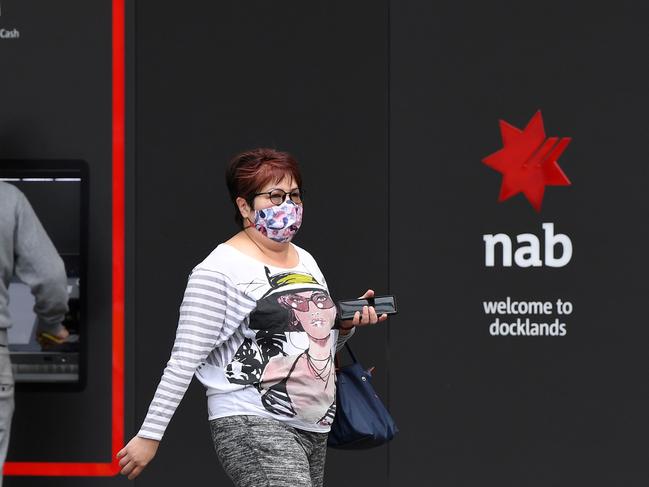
[279,290,336,339]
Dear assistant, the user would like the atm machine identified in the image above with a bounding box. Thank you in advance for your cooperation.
[1,160,87,390]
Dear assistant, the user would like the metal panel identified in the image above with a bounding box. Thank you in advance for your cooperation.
[134,1,389,485]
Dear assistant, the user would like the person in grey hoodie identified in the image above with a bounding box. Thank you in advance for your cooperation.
[0,180,70,484]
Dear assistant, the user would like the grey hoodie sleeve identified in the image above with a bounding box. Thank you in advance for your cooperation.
[13,191,69,333]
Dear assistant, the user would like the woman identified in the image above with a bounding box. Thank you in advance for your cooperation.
[117,148,387,486]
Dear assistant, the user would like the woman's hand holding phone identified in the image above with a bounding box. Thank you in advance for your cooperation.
[338,289,389,332]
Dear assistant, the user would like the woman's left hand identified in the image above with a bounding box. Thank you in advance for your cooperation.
[338,289,389,330]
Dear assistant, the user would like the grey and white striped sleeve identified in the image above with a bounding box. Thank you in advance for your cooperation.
[336,326,355,352]
[136,268,256,441]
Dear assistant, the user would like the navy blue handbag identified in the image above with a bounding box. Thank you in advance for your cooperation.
[327,343,398,449]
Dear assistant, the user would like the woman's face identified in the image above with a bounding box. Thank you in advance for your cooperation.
[281,290,336,340]
[240,173,300,215]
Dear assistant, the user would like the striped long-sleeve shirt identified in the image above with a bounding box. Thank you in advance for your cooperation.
[137,242,355,441]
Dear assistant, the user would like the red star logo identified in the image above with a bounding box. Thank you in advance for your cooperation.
[482,110,571,212]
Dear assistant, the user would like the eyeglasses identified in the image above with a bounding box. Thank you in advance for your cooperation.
[279,291,335,312]
[253,188,303,206]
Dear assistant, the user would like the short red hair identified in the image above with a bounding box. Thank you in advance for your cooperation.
[225,148,303,227]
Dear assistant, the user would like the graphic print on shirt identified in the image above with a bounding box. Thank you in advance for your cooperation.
[224,266,337,426]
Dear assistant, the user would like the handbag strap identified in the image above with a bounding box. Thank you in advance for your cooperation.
[334,341,359,370]
[343,342,359,364]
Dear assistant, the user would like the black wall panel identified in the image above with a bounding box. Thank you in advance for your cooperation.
[133,1,388,486]
[2,1,648,486]
[2,1,138,485]
[1,0,117,480]
[389,2,649,486]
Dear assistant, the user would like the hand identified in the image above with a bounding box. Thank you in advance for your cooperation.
[53,326,70,339]
[36,325,70,349]
[116,436,160,480]
[339,289,389,330]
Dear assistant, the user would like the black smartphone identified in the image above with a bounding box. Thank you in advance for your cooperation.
[336,295,398,321]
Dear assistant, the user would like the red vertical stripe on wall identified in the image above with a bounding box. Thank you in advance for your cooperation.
[5,0,125,476]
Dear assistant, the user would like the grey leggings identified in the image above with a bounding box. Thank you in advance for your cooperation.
[209,415,329,487]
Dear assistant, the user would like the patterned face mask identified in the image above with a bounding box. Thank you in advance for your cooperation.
[248,199,303,242]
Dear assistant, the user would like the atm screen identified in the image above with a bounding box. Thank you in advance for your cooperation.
[1,160,87,387]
